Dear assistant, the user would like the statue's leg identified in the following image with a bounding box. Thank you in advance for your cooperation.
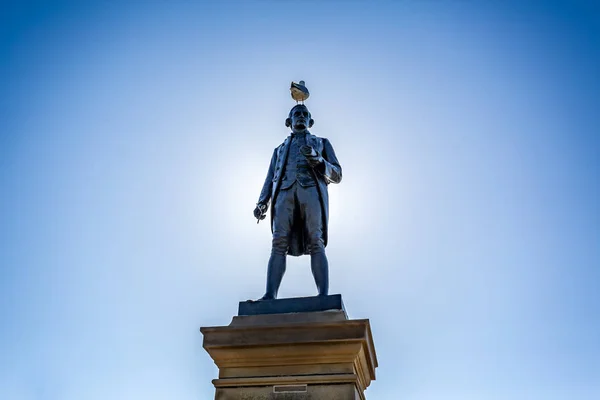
[263,252,285,300]
[299,185,329,296]
[311,250,329,296]
[261,186,295,300]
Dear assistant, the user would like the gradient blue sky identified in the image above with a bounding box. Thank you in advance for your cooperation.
[1,1,599,399]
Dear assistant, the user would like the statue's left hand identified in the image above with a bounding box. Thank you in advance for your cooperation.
[300,145,323,168]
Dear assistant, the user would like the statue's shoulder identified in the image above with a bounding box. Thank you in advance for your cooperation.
[309,133,328,141]
[272,136,291,155]
[275,136,292,149]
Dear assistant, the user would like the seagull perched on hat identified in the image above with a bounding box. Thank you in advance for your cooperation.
[290,80,310,103]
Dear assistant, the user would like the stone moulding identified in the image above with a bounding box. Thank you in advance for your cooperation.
[201,314,378,398]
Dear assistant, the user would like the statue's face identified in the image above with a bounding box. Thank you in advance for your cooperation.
[290,107,311,132]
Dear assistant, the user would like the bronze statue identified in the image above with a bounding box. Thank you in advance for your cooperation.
[253,82,342,300]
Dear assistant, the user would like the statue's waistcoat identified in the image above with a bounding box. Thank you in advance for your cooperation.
[280,133,316,190]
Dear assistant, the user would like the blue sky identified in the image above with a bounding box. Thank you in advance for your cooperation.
[1,1,598,399]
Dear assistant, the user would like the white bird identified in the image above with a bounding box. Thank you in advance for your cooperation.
[290,80,310,103]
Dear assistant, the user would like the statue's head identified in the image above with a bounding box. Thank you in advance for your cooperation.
[285,104,314,133]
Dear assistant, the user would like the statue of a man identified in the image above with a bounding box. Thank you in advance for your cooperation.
[253,104,342,300]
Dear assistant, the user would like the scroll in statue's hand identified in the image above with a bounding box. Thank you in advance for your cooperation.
[300,145,323,168]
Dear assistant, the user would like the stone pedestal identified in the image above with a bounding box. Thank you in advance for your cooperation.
[200,295,378,400]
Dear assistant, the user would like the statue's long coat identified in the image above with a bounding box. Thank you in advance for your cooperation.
[257,133,342,256]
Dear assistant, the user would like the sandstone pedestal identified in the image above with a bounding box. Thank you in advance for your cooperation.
[200,295,378,399]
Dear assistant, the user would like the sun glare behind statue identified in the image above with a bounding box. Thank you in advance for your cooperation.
[214,141,274,247]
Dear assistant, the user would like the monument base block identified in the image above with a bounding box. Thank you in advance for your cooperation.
[201,295,378,400]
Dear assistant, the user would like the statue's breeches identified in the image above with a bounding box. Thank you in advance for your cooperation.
[271,183,324,256]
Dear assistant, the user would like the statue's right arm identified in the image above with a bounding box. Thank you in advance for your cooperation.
[257,148,278,207]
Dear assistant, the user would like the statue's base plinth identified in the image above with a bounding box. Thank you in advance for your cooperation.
[200,295,378,400]
[238,293,346,316]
